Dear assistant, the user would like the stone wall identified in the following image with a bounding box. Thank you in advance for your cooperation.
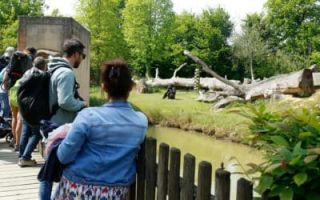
[18,16,91,103]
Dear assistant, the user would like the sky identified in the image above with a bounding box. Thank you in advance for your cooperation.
[45,0,267,33]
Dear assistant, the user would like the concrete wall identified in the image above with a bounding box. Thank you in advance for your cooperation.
[18,16,91,103]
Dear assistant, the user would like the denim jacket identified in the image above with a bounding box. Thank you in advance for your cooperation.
[57,101,148,186]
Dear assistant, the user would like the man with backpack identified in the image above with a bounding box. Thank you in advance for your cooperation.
[38,38,86,200]
[47,38,87,126]
[18,56,48,167]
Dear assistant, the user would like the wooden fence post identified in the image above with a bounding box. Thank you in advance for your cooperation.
[157,143,169,200]
[145,137,157,200]
[129,183,136,200]
[196,161,212,200]
[181,153,196,200]
[236,178,253,200]
[136,140,146,200]
[168,147,181,200]
[215,164,230,200]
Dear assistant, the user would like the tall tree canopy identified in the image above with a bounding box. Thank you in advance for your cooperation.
[265,0,320,56]
[123,0,175,77]
[76,0,129,83]
[0,0,44,51]
[233,27,267,80]
[193,8,233,77]
[169,11,198,77]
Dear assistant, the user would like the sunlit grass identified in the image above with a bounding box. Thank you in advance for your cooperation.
[90,87,251,140]
[90,86,320,141]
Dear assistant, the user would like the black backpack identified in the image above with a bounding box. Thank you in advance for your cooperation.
[17,67,65,126]
[7,51,32,88]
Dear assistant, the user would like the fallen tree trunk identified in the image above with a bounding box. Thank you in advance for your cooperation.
[146,77,240,92]
[183,50,245,96]
[244,69,314,100]
[183,50,315,100]
[144,51,315,100]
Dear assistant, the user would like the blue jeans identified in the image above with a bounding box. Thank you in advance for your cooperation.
[19,121,42,160]
[0,92,10,119]
[39,181,53,200]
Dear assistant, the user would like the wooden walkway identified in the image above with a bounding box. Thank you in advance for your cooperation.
[0,138,44,200]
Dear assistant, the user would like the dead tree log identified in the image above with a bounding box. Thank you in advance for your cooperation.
[146,77,240,93]
[244,69,314,100]
[183,50,245,96]
[144,51,315,101]
[172,63,187,78]
[184,50,315,100]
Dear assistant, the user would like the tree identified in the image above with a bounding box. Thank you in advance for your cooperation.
[193,8,234,78]
[76,0,129,84]
[169,8,235,79]
[123,0,175,78]
[50,8,62,17]
[232,27,268,80]
[265,0,320,56]
[0,0,44,50]
[169,11,199,78]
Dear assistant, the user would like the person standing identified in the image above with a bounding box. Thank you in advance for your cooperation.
[18,57,48,167]
[0,47,15,120]
[47,38,87,126]
[8,47,34,151]
[54,59,148,200]
[39,38,86,200]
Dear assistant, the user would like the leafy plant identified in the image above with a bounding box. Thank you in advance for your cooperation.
[242,104,320,200]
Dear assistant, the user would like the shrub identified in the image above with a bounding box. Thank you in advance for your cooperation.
[242,104,320,200]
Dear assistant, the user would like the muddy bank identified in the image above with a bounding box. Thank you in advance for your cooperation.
[147,118,245,144]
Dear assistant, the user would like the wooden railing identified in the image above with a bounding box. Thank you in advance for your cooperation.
[129,137,254,200]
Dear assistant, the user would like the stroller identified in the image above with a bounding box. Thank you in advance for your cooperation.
[0,116,13,144]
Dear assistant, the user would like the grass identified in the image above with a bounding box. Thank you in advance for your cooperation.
[90,86,320,142]
[90,87,251,141]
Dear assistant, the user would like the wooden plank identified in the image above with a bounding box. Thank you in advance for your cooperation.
[196,161,212,200]
[157,143,169,200]
[129,183,136,200]
[181,153,195,200]
[0,139,43,200]
[0,183,39,192]
[236,178,253,200]
[168,147,181,200]
[215,165,230,200]
[0,177,38,186]
[136,140,146,200]
[145,137,157,200]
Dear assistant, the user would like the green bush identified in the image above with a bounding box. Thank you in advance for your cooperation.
[242,104,320,200]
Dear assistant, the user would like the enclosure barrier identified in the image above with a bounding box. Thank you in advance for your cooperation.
[129,137,254,200]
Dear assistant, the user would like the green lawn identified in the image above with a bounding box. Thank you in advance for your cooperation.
[90,87,252,141]
[90,86,320,142]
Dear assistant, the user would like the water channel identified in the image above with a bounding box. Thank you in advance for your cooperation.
[147,126,264,198]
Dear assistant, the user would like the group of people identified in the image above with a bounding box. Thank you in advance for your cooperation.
[0,46,48,164]
[1,39,148,200]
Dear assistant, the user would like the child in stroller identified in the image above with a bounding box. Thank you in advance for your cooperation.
[0,116,13,144]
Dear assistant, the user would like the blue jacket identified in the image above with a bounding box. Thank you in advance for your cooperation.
[48,58,86,125]
[57,101,148,186]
